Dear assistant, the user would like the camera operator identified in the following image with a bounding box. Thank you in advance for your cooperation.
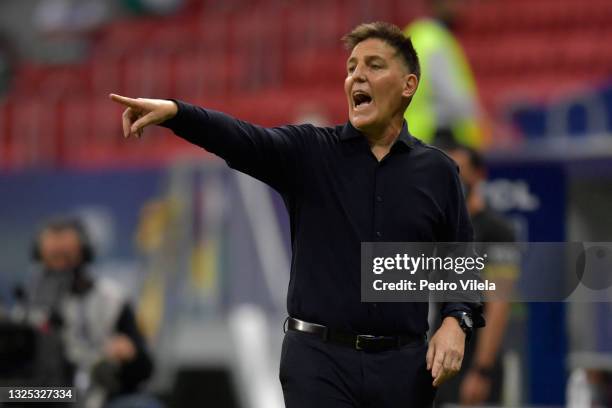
[19,217,155,408]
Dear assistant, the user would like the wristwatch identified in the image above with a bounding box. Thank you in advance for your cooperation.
[447,311,473,342]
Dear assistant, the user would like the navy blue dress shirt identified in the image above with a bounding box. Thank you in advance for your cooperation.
[162,100,484,336]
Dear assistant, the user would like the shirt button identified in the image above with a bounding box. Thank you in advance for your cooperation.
[376,195,383,202]
[376,231,382,238]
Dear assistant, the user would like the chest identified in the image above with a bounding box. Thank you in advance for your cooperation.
[60,286,123,349]
[301,147,447,240]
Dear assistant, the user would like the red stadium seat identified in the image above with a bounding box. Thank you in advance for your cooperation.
[3,0,612,167]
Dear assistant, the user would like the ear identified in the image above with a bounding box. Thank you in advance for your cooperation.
[402,73,418,99]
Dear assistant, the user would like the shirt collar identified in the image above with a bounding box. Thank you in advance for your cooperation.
[340,120,415,149]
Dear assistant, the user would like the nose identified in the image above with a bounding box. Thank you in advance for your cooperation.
[352,63,367,82]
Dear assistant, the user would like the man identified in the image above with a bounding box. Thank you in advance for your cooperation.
[110,21,483,407]
[27,218,155,408]
[404,0,487,149]
[435,144,518,406]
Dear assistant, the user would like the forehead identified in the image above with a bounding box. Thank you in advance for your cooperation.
[348,38,398,61]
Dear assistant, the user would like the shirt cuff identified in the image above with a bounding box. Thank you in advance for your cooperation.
[158,99,189,131]
[440,302,485,328]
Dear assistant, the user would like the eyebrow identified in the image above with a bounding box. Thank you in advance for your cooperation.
[347,55,386,65]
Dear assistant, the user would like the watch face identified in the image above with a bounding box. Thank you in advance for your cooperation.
[463,313,473,329]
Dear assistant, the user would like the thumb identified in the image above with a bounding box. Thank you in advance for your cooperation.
[130,111,159,134]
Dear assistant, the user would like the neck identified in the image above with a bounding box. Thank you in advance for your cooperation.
[362,115,405,161]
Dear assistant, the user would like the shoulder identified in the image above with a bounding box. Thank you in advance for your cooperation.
[291,123,342,137]
[277,123,345,145]
[411,138,460,177]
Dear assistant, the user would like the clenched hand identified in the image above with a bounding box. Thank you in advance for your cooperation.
[109,94,178,138]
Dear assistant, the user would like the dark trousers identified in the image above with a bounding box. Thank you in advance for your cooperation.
[279,330,437,408]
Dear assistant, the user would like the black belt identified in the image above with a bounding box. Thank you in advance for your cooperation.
[285,317,425,352]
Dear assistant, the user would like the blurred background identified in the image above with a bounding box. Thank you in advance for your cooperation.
[0,0,611,407]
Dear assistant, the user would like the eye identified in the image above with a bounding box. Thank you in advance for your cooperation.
[347,65,355,74]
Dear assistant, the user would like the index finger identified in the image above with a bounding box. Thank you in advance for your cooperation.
[433,369,448,387]
[109,93,142,109]
[431,350,445,379]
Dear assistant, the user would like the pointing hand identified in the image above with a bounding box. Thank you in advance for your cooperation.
[109,94,178,138]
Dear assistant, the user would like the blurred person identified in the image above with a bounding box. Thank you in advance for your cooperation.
[110,21,484,408]
[23,218,157,408]
[404,0,488,149]
[435,143,519,406]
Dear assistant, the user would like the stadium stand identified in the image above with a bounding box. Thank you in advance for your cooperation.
[0,0,611,169]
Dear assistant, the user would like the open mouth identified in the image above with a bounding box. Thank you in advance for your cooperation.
[352,91,373,109]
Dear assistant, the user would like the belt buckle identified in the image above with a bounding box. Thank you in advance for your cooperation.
[355,334,378,351]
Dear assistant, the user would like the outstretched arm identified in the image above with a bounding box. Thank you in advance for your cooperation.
[110,94,308,193]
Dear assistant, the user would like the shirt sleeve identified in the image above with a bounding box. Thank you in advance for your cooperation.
[160,100,307,194]
[439,163,485,328]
